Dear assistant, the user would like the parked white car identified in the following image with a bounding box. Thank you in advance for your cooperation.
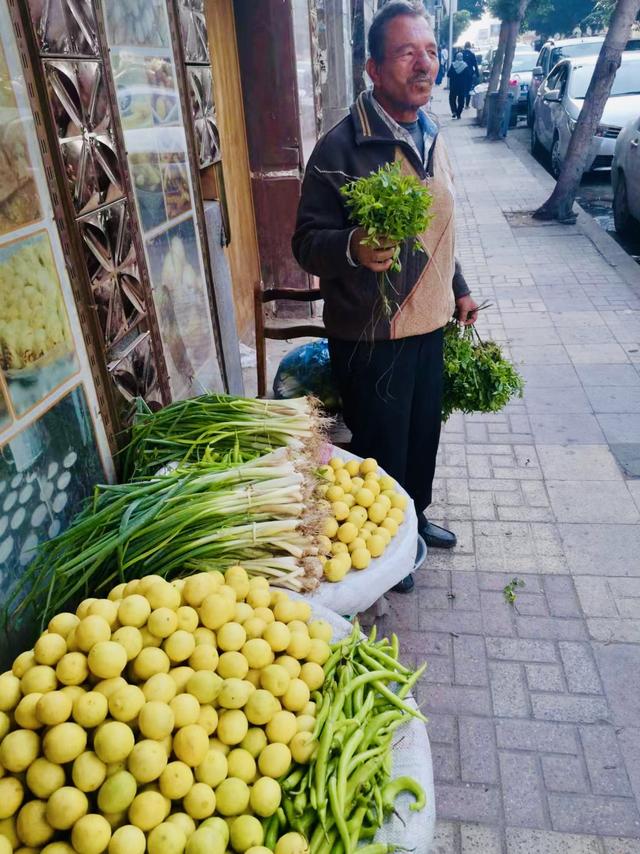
[531,51,640,178]
[527,35,640,126]
[509,50,540,120]
[612,114,640,236]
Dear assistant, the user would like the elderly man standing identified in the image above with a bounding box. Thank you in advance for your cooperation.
[292,0,478,591]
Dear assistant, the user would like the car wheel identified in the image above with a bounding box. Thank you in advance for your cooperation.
[531,122,543,158]
[551,136,562,179]
[613,172,635,237]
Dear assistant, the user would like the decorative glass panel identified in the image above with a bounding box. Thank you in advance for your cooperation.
[44,60,122,214]
[0,232,78,417]
[187,66,220,167]
[0,385,104,593]
[27,0,98,57]
[178,0,209,63]
[145,216,222,398]
[109,331,163,411]
[113,53,179,131]
[102,0,171,49]
[127,124,193,234]
[77,200,146,352]
[0,47,43,235]
[0,384,10,430]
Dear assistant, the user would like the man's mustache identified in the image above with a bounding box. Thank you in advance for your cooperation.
[410,75,433,84]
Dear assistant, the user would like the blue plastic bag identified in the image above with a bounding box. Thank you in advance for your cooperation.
[273,340,342,412]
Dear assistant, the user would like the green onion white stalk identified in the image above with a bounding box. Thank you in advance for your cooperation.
[123,394,329,477]
[5,449,324,631]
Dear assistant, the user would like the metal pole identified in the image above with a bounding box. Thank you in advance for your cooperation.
[446,0,456,89]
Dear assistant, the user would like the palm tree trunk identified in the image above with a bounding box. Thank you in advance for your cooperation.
[481,19,507,126]
[534,0,640,221]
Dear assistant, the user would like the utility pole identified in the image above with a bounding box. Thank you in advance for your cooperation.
[447,0,457,87]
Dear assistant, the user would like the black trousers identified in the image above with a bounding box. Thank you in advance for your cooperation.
[328,329,444,515]
[449,90,464,117]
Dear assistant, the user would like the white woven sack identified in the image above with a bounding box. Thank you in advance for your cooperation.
[293,599,436,853]
[305,446,419,615]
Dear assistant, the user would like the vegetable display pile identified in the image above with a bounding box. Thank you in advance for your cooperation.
[276,623,426,854]
[316,456,407,583]
[0,570,331,854]
[442,321,525,422]
[123,395,327,479]
[0,570,426,854]
[6,449,324,632]
[340,162,433,318]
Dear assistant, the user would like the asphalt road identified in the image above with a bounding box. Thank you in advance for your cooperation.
[512,124,640,265]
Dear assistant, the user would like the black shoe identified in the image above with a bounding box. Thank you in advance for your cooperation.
[418,519,457,549]
[392,574,415,593]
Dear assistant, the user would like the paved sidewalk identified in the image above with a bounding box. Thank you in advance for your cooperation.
[377,103,640,853]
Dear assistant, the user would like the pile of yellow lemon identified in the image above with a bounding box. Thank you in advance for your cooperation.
[316,456,407,582]
[0,569,332,854]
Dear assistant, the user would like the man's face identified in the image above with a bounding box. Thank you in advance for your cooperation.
[367,15,438,113]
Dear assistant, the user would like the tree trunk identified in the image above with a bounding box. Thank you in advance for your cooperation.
[481,19,507,126]
[352,0,366,97]
[486,0,528,139]
[534,0,640,221]
[487,18,519,138]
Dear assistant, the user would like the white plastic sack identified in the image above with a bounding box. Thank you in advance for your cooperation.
[293,599,436,853]
[305,446,419,615]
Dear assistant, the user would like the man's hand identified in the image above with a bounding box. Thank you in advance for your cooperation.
[455,294,479,326]
[350,227,398,272]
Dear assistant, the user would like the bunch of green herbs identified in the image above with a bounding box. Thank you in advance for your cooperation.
[442,321,524,421]
[340,161,434,317]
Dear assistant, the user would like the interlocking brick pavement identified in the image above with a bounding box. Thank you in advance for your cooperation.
[371,101,640,852]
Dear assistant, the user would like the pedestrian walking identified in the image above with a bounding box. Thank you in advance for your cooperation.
[447,51,471,118]
[292,0,478,592]
[462,41,479,108]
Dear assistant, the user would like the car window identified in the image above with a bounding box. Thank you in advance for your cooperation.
[549,47,563,68]
[559,41,604,61]
[512,53,538,72]
[569,59,640,98]
[545,65,562,89]
[538,47,548,71]
[556,66,568,93]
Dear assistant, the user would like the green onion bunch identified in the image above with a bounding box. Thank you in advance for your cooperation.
[272,623,427,853]
[5,449,325,632]
[442,321,525,421]
[123,394,329,478]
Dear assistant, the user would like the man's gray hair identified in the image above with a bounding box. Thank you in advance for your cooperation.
[368,1,433,65]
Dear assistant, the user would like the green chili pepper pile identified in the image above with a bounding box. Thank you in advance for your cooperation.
[269,623,427,854]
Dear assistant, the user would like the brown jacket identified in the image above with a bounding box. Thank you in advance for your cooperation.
[292,90,469,341]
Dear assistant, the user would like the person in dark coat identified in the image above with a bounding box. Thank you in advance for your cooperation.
[462,41,479,107]
[447,52,471,118]
[291,1,478,592]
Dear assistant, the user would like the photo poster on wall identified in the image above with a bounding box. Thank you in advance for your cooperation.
[0,3,113,587]
[104,0,224,400]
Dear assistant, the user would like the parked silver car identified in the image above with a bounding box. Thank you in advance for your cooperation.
[612,114,640,236]
[509,51,540,119]
[531,52,640,178]
[527,36,640,126]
